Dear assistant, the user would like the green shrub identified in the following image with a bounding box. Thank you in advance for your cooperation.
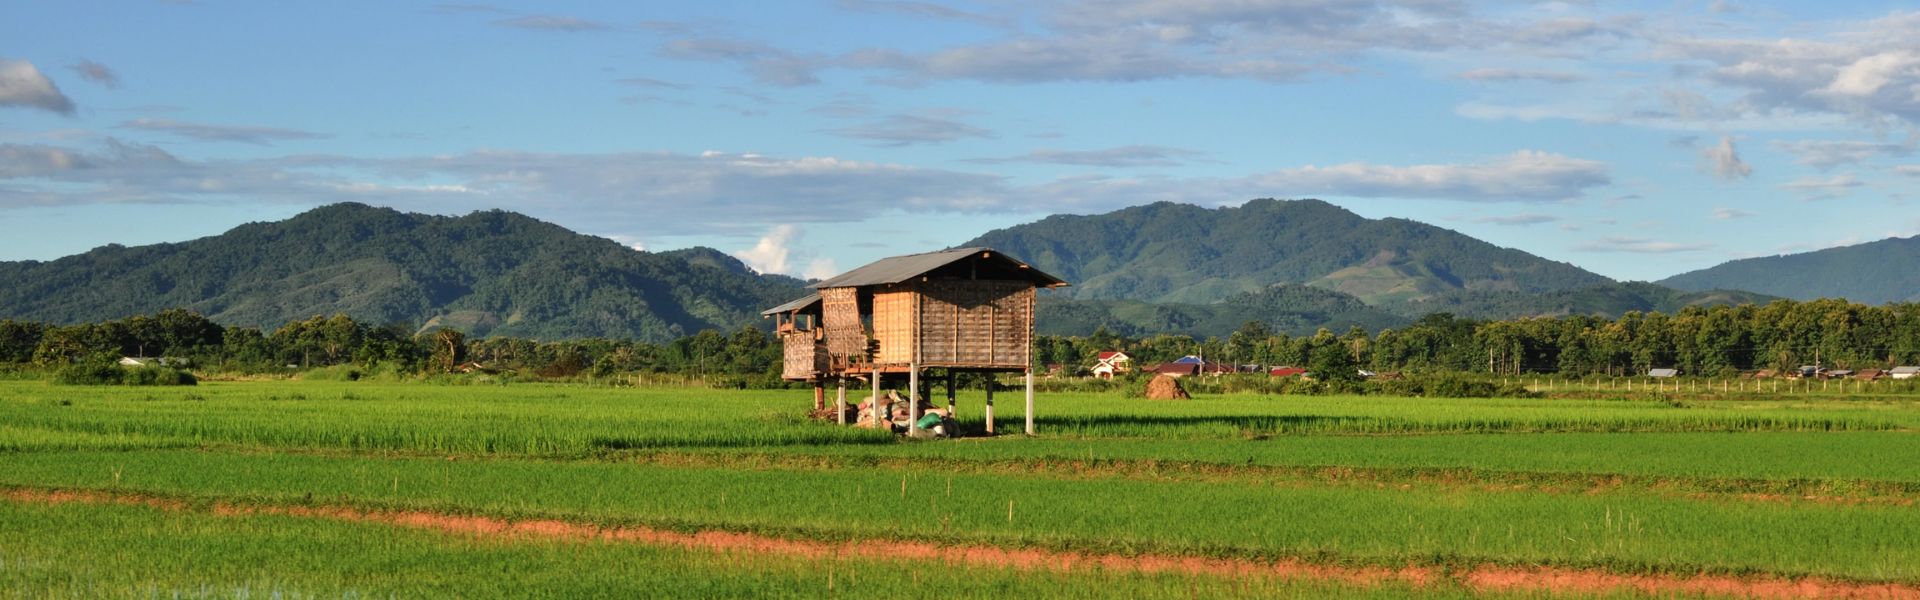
[297,364,365,381]
[53,362,124,385]
[123,366,197,386]
[52,362,195,386]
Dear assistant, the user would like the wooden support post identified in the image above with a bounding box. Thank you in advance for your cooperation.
[909,362,921,432]
[985,377,995,434]
[835,378,847,425]
[871,368,882,428]
[1024,368,1035,436]
[946,370,957,418]
[813,383,826,411]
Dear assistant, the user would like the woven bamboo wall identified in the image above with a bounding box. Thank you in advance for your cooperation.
[780,332,826,379]
[820,287,866,360]
[872,290,914,365]
[915,280,1031,368]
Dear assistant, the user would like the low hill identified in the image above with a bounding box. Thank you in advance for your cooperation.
[964,199,1611,305]
[1658,236,1920,304]
[1382,282,1780,320]
[0,203,802,341]
[1038,284,1408,338]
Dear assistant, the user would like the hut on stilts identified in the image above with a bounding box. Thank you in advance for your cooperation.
[762,247,1067,435]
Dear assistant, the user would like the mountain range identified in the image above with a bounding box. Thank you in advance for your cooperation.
[1657,236,1920,304]
[0,200,1894,340]
[0,203,799,342]
[964,199,1611,305]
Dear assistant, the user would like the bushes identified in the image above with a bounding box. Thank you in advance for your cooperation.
[1090,372,1539,399]
[123,366,198,386]
[1360,374,1534,398]
[52,362,196,386]
[52,362,123,385]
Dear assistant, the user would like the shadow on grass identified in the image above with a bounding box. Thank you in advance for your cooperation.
[587,432,899,450]
[970,414,1379,438]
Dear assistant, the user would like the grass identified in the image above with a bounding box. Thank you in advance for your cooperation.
[5,449,1920,582]
[3,378,1919,596]
[0,500,1501,599]
[712,431,1920,485]
[1,381,1911,455]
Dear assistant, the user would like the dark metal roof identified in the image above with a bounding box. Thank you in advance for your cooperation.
[808,247,1067,289]
[759,292,821,316]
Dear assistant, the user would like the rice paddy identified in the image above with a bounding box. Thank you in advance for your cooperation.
[3,379,1918,598]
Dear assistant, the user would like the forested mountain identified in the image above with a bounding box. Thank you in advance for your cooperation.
[1658,236,1920,304]
[0,199,1809,344]
[0,203,802,341]
[1383,282,1780,321]
[1038,284,1408,338]
[965,199,1611,305]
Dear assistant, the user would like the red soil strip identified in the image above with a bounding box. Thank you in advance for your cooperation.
[7,487,1917,599]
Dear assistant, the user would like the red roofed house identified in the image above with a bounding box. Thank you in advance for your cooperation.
[1091,351,1131,380]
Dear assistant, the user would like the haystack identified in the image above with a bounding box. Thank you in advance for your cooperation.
[1144,374,1190,400]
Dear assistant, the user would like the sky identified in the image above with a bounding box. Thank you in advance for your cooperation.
[2,1,1918,282]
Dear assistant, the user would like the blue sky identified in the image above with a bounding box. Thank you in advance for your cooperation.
[2,1,1917,282]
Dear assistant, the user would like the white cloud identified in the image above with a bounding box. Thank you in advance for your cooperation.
[118,118,328,145]
[0,140,1014,233]
[658,38,822,87]
[1574,236,1714,253]
[834,0,1011,28]
[1009,151,1611,208]
[1780,173,1864,199]
[661,1,1630,87]
[0,59,75,115]
[1455,68,1583,83]
[1255,151,1609,202]
[1702,136,1751,180]
[0,143,85,177]
[493,15,613,32]
[615,77,686,90]
[803,257,840,280]
[1712,207,1755,219]
[823,113,993,146]
[600,234,647,251]
[0,140,1615,238]
[1471,213,1559,226]
[67,60,118,88]
[1820,51,1918,98]
[1771,139,1912,168]
[967,145,1206,167]
[1894,165,1920,176]
[735,224,798,275]
[1653,12,1920,129]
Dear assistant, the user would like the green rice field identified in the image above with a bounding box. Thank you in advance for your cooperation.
[3,379,1918,598]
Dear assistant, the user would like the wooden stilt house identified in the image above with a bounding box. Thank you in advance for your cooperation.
[762,247,1067,435]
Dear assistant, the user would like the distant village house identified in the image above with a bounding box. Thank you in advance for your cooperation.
[1147,355,1232,378]
[1268,366,1306,378]
[1090,351,1131,380]
[117,356,176,367]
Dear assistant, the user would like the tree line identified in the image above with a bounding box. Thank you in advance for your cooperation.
[0,309,783,385]
[5,298,1918,384]
[1037,298,1920,377]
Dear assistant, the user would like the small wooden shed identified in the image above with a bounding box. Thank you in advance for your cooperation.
[763,247,1067,435]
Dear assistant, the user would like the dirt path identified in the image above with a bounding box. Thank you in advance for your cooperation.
[6,487,1917,599]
